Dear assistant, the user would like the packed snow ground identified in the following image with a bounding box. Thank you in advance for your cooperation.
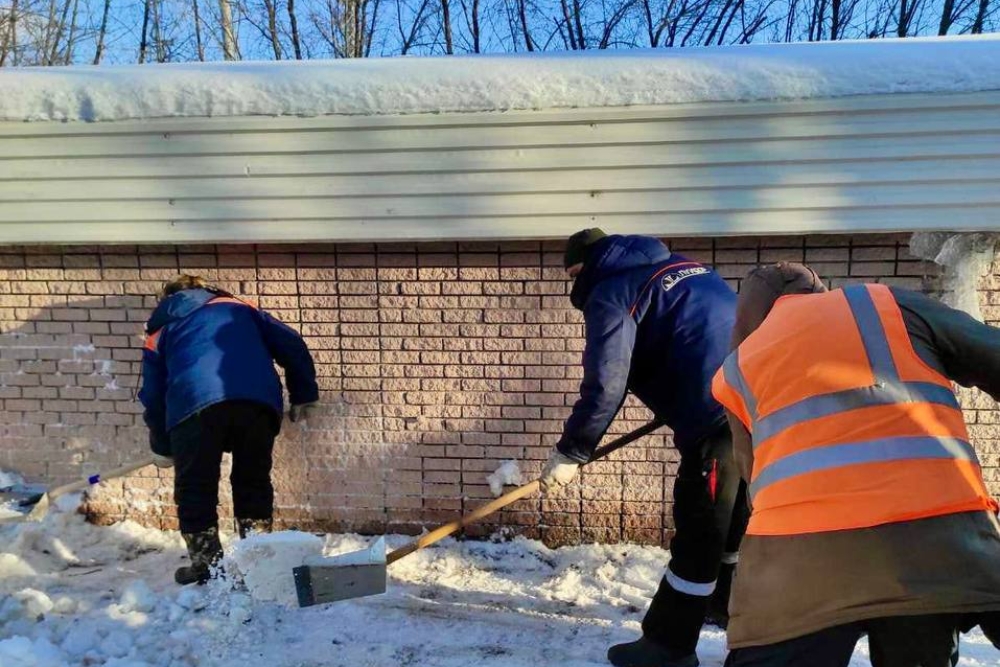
[2,36,1000,123]
[1,498,998,667]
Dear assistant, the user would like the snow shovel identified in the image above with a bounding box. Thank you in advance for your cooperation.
[293,419,665,607]
[0,456,157,524]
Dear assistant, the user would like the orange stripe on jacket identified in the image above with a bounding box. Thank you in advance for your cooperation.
[628,261,703,317]
[143,295,254,353]
[143,329,162,352]
[205,296,257,309]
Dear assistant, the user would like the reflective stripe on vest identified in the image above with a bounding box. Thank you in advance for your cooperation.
[750,435,979,503]
[712,284,997,535]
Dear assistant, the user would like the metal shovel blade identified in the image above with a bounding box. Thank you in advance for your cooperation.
[293,537,387,607]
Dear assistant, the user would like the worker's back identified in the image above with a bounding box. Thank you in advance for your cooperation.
[712,277,1000,650]
[142,288,283,430]
[571,234,736,452]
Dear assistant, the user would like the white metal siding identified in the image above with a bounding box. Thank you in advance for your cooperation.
[1,92,999,244]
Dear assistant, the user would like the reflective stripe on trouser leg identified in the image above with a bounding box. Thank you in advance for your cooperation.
[721,551,739,565]
[666,567,717,597]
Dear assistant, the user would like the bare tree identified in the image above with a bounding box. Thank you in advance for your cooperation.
[598,0,637,47]
[42,0,72,65]
[92,0,111,63]
[151,0,168,62]
[937,0,977,31]
[139,0,151,62]
[0,0,17,66]
[441,0,454,51]
[459,0,480,51]
[396,0,431,54]
[519,0,535,48]
[264,0,282,57]
[287,0,303,57]
[314,0,382,57]
[192,0,206,60]
[561,0,578,46]
[896,0,923,34]
[242,0,284,57]
[970,0,990,30]
[219,0,238,59]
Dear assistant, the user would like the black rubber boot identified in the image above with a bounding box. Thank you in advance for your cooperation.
[175,526,223,585]
[624,576,706,666]
[607,637,699,667]
[236,517,273,539]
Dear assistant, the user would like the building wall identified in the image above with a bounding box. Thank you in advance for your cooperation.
[0,234,996,545]
[2,92,1000,245]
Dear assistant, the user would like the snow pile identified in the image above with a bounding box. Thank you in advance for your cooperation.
[225,531,324,605]
[486,460,525,496]
[1,498,997,666]
[2,36,1000,123]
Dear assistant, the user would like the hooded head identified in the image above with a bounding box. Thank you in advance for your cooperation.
[732,262,827,348]
[563,228,608,273]
[160,274,208,299]
[147,275,231,333]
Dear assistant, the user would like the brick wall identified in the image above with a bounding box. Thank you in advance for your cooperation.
[0,234,996,546]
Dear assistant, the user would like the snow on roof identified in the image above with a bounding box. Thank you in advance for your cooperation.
[2,35,1000,123]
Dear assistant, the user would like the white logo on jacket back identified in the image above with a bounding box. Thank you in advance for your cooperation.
[661,266,709,292]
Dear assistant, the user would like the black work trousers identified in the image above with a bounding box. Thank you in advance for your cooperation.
[170,400,280,534]
[724,615,961,667]
[641,424,750,655]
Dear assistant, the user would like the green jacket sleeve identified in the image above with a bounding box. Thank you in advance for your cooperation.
[892,287,1000,402]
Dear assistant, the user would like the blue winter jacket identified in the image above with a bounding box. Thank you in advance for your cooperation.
[557,235,736,462]
[139,289,318,456]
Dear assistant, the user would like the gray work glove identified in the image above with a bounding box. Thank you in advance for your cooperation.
[289,401,319,424]
[152,454,174,469]
[540,450,580,492]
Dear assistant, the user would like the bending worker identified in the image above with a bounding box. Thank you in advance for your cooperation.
[139,275,319,585]
[539,229,749,667]
[713,262,1000,667]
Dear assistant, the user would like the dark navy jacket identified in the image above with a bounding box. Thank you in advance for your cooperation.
[139,289,318,456]
[557,235,736,462]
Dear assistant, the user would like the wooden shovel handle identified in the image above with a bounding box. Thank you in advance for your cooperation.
[386,419,665,565]
[46,456,157,500]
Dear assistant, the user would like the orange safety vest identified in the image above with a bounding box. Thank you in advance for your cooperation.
[712,284,997,536]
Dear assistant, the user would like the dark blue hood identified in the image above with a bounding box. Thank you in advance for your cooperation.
[570,235,672,310]
[146,289,219,332]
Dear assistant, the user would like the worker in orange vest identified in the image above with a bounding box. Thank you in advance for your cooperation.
[712,262,1000,667]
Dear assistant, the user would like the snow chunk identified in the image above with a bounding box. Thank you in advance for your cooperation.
[175,587,206,611]
[51,596,77,615]
[61,623,98,658]
[486,460,524,496]
[99,630,134,658]
[3,36,1000,123]
[225,531,323,605]
[119,580,158,613]
[14,589,54,620]
[0,552,36,577]
[0,636,64,667]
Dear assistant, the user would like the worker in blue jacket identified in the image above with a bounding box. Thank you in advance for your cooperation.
[539,230,748,667]
[139,275,318,585]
